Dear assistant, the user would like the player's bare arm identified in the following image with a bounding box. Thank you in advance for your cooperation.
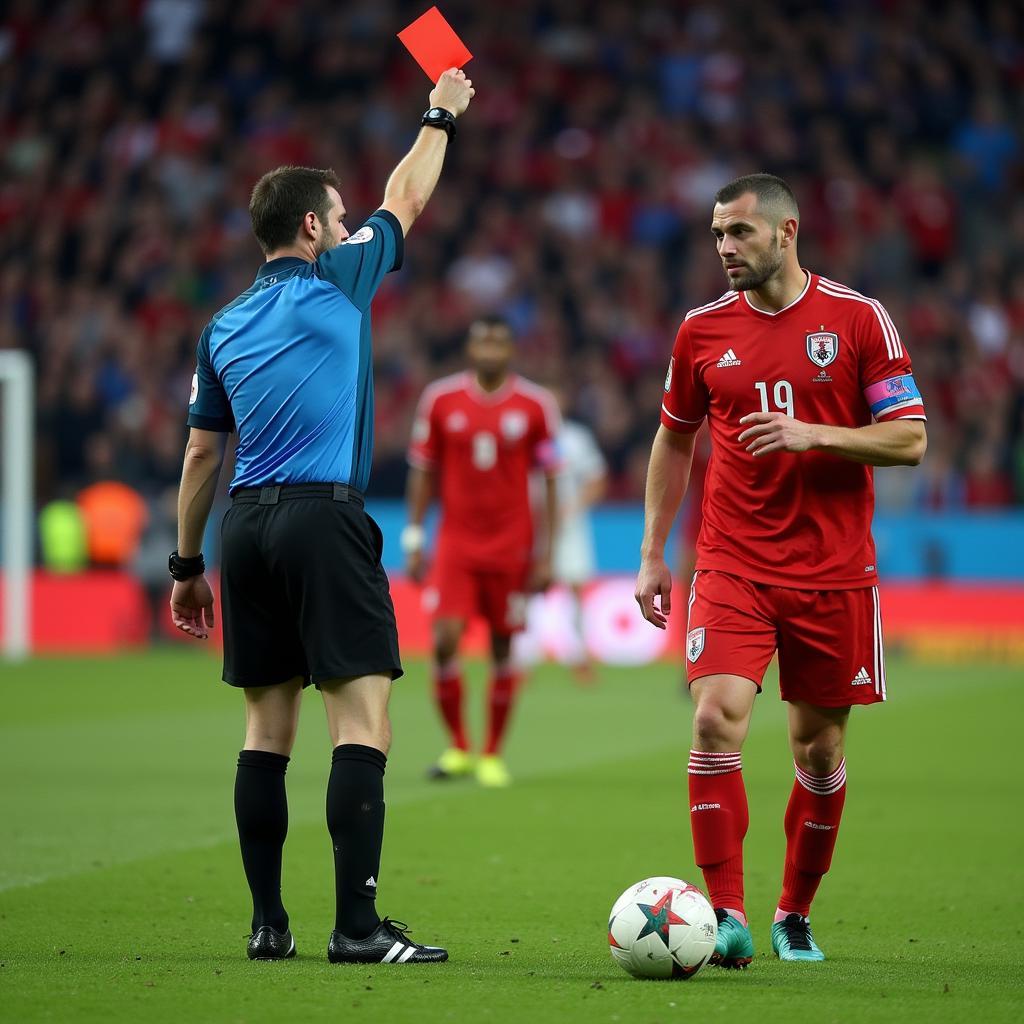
[636,426,697,629]
[380,69,475,236]
[573,471,608,520]
[528,474,558,592]
[737,414,926,467]
[171,427,228,640]
[403,463,435,583]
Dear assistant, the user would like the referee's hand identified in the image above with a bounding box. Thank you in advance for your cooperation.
[429,68,474,118]
[170,575,216,640]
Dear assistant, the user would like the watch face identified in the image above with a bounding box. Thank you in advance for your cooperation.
[429,108,442,117]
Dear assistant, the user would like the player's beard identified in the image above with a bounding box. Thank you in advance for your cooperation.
[725,236,784,292]
[314,225,339,258]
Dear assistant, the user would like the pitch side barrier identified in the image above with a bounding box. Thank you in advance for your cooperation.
[2,573,1023,662]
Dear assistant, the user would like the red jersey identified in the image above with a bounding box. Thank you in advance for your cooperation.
[409,372,561,568]
[661,272,926,589]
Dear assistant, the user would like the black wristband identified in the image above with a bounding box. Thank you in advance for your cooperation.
[169,550,206,581]
[421,106,456,142]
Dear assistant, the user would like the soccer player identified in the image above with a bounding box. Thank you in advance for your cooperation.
[551,389,607,680]
[169,69,474,964]
[404,317,560,787]
[635,174,926,966]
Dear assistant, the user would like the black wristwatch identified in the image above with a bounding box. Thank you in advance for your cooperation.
[421,106,456,142]
[169,550,206,581]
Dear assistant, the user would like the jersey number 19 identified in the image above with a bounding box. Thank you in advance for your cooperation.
[755,380,794,417]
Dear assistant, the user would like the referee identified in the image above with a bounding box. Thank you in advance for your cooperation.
[169,69,474,965]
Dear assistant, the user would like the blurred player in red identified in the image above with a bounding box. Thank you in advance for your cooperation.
[405,316,560,787]
[636,175,926,966]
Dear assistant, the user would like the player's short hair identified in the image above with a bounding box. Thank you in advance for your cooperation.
[714,173,799,225]
[469,314,514,337]
[249,166,342,254]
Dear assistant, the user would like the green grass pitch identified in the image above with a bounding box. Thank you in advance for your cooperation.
[2,650,1022,1023]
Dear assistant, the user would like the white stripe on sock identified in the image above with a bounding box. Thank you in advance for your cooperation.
[795,759,846,795]
[688,753,742,775]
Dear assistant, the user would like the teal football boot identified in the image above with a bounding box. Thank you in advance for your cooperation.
[771,913,825,962]
[711,909,754,969]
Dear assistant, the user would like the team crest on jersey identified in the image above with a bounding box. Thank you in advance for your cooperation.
[687,627,705,663]
[664,357,675,393]
[806,331,839,367]
[446,411,468,432]
[501,410,528,440]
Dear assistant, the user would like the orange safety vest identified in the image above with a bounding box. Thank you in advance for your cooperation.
[76,481,149,567]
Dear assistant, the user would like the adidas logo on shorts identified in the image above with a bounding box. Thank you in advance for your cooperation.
[850,666,873,686]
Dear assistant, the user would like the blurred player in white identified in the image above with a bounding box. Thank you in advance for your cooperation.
[551,388,607,680]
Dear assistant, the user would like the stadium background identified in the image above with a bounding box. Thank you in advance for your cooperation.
[2,0,1023,660]
[3,3,1024,1023]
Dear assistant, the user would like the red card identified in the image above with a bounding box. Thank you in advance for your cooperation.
[397,7,473,84]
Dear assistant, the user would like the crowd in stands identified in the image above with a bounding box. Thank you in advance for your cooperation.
[2,0,1023,573]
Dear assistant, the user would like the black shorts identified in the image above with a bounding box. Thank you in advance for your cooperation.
[220,484,403,688]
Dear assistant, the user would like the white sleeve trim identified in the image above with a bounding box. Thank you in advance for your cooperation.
[661,404,704,425]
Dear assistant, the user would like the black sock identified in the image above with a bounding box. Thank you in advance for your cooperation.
[234,749,290,934]
[327,744,387,939]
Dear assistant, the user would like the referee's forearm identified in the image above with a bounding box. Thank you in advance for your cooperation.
[176,448,224,557]
[383,129,449,216]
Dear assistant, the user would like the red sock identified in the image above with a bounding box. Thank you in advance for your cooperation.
[778,760,847,917]
[688,751,748,916]
[483,666,519,755]
[433,663,468,751]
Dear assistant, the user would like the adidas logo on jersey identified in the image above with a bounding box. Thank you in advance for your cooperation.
[850,667,873,686]
[717,348,741,367]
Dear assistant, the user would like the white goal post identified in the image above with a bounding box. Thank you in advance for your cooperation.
[0,350,34,660]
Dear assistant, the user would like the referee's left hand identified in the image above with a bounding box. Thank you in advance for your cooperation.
[170,575,216,640]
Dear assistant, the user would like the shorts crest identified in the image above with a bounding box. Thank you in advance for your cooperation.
[687,627,705,663]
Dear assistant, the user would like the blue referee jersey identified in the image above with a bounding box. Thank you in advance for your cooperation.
[186,210,403,493]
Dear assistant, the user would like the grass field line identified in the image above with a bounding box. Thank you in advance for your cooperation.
[0,666,980,896]
[1,720,694,895]
[1,680,720,895]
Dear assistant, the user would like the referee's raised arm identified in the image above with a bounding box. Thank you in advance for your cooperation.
[379,68,474,236]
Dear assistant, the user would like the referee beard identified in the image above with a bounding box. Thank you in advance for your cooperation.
[168,69,474,965]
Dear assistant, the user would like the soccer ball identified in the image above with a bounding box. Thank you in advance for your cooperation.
[608,877,717,980]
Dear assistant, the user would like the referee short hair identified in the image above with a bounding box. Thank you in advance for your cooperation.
[249,166,342,254]
[715,173,799,225]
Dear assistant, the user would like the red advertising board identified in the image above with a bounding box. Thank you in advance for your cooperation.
[2,573,1023,662]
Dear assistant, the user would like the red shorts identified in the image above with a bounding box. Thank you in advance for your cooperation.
[425,547,529,636]
[684,570,886,706]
